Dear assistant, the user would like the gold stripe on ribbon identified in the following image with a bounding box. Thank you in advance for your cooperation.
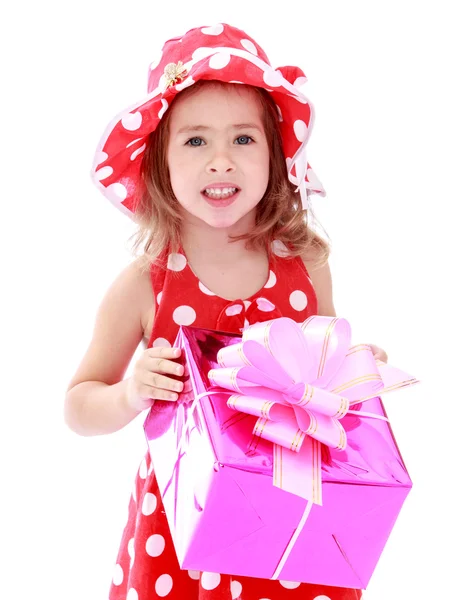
[208,369,216,384]
[317,318,338,378]
[346,344,371,356]
[261,400,273,419]
[248,417,269,454]
[274,443,283,488]
[312,440,322,505]
[330,373,382,394]
[237,343,252,366]
[334,397,349,419]
[230,368,242,392]
[263,322,274,357]
[295,383,314,407]
[217,350,225,367]
[306,414,318,436]
[291,429,305,452]
[349,377,420,404]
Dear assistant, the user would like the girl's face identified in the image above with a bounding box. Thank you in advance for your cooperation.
[167,84,270,231]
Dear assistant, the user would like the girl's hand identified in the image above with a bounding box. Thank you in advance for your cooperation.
[126,346,184,412]
[367,344,388,363]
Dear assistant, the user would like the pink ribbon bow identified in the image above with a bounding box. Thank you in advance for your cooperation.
[208,316,416,504]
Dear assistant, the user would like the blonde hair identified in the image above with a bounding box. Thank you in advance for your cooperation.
[129,80,331,272]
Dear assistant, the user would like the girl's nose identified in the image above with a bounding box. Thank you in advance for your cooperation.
[206,150,236,174]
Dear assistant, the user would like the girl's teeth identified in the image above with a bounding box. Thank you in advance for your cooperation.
[204,187,237,198]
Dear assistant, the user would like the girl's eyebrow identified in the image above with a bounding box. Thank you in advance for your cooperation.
[176,123,263,134]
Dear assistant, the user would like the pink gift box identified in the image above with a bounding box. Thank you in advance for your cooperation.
[144,323,414,589]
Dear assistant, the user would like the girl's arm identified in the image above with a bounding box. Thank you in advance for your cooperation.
[64,260,150,436]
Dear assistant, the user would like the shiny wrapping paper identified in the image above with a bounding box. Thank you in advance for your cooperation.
[144,318,417,589]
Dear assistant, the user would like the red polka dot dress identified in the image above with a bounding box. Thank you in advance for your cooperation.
[109,243,363,600]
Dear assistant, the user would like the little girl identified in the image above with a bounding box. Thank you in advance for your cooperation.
[65,23,388,600]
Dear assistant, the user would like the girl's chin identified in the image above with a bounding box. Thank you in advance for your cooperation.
[179,203,259,231]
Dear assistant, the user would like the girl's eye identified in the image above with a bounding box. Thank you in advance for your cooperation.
[235,135,253,145]
[186,137,205,147]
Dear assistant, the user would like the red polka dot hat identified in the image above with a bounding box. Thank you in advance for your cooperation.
[91,22,326,217]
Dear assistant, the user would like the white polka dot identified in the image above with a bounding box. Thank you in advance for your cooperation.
[167,253,187,271]
[157,73,168,94]
[290,93,308,104]
[146,534,165,557]
[95,166,113,181]
[289,290,308,311]
[139,459,147,478]
[173,305,196,326]
[150,52,163,71]
[276,104,283,122]
[153,337,171,348]
[294,76,308,88]
[155,574,173,596]
[243,300,251,310]
[105,182,127,202]
[244,318,250,329]
[192,47,211,61]
[142,492,157,516]
[231,579,243,598]
[256,297,276,312]
[176,76,195,91]
[188,570,200,580]
[225,305,243,316]
[131,481,137,503]
[148,462,154,475]
[121,112,142,131]
[201,24,224,35]
[157,291,163,305]
[272,240,290,257]
[279,580,301,589]
[293,120,308,142]
[240,39,258,55]
[264,270,277,288]
[209,53,231,69]
[131,143,146,161]
[95,150,108,165]
[128,537,135,567]
[199,281,215,295]
[126,589,138,600]
[229,80,244,84]
[158,98,168,119]
[126,137,143,148]
[201,572,221,590]
[263,69,285,87]
[313,596,332,600]
[112,564,123,585]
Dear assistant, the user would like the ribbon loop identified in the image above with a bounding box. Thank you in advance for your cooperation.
[208,316,419,505]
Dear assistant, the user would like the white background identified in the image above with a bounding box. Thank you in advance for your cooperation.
[1,1,472,599]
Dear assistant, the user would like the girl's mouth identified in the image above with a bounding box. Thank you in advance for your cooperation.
[201,187,240,207]
[202,187,239,199]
